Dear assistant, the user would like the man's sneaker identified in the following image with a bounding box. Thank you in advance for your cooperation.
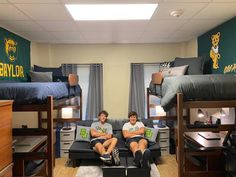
[142,149,151,169]
[100,154,112,164]
[112,148,120,166]
[133,150,142,167]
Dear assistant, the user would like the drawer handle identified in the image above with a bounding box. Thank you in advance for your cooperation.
[162,149,167,151]
[63,134,70,136]
[64,151,69,154]
[160,140,167,142]
[63,143,71,145]
[160,132,167,134]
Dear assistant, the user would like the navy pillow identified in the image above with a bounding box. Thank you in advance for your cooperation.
[174,57,203,75]
[33,65,63,76]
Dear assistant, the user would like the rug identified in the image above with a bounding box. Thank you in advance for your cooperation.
[76,164,161,177]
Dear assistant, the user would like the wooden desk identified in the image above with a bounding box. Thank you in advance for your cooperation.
[13,136,47,177]
[183,132,226,177]
[184,132,226,149]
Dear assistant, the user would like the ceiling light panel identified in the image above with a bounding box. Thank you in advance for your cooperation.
[65,4,158,20]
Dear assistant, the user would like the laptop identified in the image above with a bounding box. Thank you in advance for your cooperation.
[198,132,221,140]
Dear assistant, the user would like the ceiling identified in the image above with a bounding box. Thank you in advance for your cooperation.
[0,0,236,44]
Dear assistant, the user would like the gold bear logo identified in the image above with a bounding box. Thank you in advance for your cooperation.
[5,38,17,62]
[209,32,220,69]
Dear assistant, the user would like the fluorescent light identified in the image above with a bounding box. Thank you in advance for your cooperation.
[65,4,158,21]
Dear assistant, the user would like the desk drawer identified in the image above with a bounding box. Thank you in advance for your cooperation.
[160,147,169,156]
[159,130,169,139]
[60,150,69,158]
[0,106,12,128]
[0,125,12,150]
[158,138,169,147]
[60,132,75,141]
[0,144,12,172]
[60,141,73,149]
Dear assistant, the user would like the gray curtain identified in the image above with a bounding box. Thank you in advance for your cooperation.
[61,64,77,76]
[86,64,103,119]
[129,63,145,118]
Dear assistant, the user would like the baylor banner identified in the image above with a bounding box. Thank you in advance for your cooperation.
[198,17,236,74]
[0,27,30,81]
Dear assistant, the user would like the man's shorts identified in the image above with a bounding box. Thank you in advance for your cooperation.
[90,139,106,149]
[126,136,148,149]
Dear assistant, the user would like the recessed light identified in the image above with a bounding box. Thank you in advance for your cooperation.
[170,9,183,18]
[65,4,158,21]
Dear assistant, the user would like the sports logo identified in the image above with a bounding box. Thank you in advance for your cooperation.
[5,38,17,62]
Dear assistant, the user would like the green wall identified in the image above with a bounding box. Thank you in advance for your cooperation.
[0,27,30,81]
[198,17,236,74]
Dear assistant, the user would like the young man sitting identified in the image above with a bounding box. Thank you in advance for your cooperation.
[122,111,150,168]
[90,110,120,165]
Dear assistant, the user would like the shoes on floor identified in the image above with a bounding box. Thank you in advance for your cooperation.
[112,147,120,166]
[133,150,142,167]
[142,149,151,169]
[100,154,112,164]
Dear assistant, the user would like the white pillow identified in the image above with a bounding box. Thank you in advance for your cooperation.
[162,65,189,78]
[75,125,91,142]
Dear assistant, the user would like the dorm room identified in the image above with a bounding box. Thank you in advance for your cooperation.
[1,1,236,177]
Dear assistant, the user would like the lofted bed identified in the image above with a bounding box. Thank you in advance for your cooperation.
[0,74,82,177]
[149,72,236,177]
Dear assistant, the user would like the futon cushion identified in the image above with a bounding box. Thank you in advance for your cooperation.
[34,65,63,76]
[174,57,203,75]
[75,125,91,142]
[145,127,158,143]
[29,71,53,82]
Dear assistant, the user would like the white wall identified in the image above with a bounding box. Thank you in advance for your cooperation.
[13,41,198,127]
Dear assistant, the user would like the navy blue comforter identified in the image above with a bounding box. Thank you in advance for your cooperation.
[0,82,81,104]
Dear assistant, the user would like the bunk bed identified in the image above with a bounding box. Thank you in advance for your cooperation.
[0,74,82,177]
[150,73,236,177]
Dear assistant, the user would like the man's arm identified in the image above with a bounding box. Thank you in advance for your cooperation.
[122,127,145,139]
[90,128,106,138]
[90,127,112,139]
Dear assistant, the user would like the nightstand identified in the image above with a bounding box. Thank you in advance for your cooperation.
[154,125,170,155]
[60,126,75,157]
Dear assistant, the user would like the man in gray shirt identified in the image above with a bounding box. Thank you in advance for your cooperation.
[90,110,120,165]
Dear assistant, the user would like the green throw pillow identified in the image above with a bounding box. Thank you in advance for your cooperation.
[144,127,158,143]
[76,125,91,142]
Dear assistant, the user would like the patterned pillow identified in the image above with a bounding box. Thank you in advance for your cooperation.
[29,71,52,82]
[75,125,91,142]
[144,127,158,143]
[161,65,188,78]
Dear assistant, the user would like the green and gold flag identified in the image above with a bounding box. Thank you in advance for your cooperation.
[0,27,30,82]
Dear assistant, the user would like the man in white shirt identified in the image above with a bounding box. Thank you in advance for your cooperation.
[122,111,150,168]
[90,110,120,165]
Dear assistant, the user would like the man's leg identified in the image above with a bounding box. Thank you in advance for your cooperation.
[130,141,142,167]
[138,138,148,152]
[138,138,150,168]
[103,138,120,165]
[94,142,106,155]
[104,137,118,154]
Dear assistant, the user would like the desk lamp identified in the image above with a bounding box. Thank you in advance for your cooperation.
[62,107,73,130]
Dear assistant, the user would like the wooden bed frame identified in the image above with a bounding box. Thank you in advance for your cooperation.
[177,93,236,177]
[10,74,82,177]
